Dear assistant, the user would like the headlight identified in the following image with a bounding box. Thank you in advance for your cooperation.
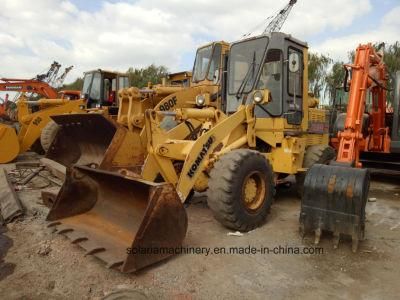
[196,94,206,106]
[253,91,264,104]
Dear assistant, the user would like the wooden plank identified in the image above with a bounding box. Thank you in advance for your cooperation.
[15,161,41,169]
[39,158,66,181]
[0,168,24,224]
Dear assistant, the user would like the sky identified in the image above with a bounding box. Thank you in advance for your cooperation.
[0,0,399,84]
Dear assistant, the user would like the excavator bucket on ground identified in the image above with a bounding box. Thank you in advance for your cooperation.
[46,114,117,168]
[47,165,187,273]
[300,164,370,252]
[0,124,20,163]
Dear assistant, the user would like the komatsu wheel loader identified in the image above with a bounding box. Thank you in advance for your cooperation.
[45,41,230,169]
[301,44,400,252]
[46,32,333,273]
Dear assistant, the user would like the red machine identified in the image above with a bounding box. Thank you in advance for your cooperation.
[331,44,395,165]
[0,94,8,117]
[300,43,400,252]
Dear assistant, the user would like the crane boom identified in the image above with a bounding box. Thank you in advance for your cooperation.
[263,0,297,33]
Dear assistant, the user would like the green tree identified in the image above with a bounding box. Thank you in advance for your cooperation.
[382,42,400,105]
[127,64,168,88]
[62,77,84,91]
[325,61,346,104]
[308,52,332,98]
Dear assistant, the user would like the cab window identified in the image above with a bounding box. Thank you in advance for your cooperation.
[288,48,303,97]
[207,44,222,82]
[257,49,283,103]
[89,72,101,101]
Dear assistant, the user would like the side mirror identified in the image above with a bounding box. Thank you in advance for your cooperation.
[252,89,271,105]
[289,53,300,73]
[82,93,89,101]
[213,69,220,84]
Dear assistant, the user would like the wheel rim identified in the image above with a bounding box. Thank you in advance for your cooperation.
[242,171,266,213]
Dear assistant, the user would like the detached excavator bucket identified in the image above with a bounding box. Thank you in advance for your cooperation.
[300,164,370,252]
[0,124,20,163]
[46,114,117,168]
[46,165,187,273]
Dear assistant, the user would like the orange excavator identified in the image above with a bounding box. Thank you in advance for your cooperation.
[300,43,400,251]
[0,94,9,118]
[0,78,80,102]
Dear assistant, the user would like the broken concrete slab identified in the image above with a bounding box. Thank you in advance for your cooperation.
[41,187,61,208]
[0,168,24,224]
[39,158,66,181]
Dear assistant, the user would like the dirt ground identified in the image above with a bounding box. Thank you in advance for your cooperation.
[0,155,399,300]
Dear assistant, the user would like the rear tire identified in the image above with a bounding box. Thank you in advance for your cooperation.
[40,120,60,152]
[296,145,335,197]
[207,149,274,232]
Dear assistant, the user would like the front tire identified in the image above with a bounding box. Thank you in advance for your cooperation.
[296,145,335,197]
[207,149,274,232]
[40,120,60,152]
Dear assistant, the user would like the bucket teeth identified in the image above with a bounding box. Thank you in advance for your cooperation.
[333,231,341,249]
[64,231,88,244]
[85,247,106,256]
[54,224,74,234]
[107,261,124,269]
[45,166,188,273]
[299,223,306,239]
[300,164,370,253]
[95,251,125,269]
[57,228,74,234]
[352,236,359,253]
[48,221,61,228]
[314,228,321,245]
[76,239,107,256]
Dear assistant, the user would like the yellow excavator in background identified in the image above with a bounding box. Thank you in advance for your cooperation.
[47,32,334,273]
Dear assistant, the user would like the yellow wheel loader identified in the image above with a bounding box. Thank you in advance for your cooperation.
[47,33,334,272]
[0,96,86,163]
[45,41,230,169]
[39,69,131,153]
[0,70,130,164]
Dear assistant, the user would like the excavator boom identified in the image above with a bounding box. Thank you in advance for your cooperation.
[301,43,389,251]
[0,78,59,99]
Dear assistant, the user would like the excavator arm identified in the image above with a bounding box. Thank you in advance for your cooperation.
[336,44,388,167]
[0,78,59,99]
[300,43,390,252]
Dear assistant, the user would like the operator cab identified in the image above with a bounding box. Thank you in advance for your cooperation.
[192,41,229,86]
[81,69,129,108]
[226,33,306,125]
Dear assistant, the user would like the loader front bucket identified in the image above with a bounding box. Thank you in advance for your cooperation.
[300,164,370,252]
[46,114,117,168]
[0,124,20,163]
[46,165,188,272]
